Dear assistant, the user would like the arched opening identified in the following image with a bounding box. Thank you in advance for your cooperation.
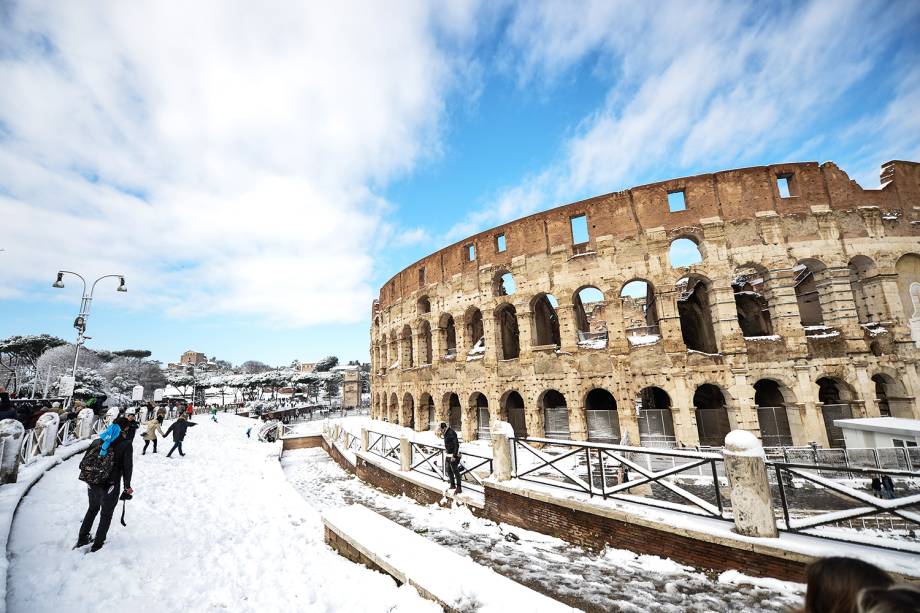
[439,314,457,358]
[401,324,414,368]
[446,393,462,431]
[733,266,774,337]
[848,256,885,324]
[471,392,489,439]
[621,280,660,345]
[693,384,731,447]
[574,286,608,349]
[816,377,855,448]
[493,271,517,297]
[872,373,910,418]
[417,296,431,315]
[532,294,561,347]
[501,391,527,438]
[495,304,520,359]
[637,387,675,447]
[380,334,388,372]
[540,390,569,439]
[585,388,620,443]
[420,393,436,430]
[873,374,892,418]
[794,259,827,328]
[753,380,793,447]
[388,392,399,424]
[668,237,703,268]
[678,276,718,353]
[895,254,920,343]
[418,320,433,365]
[402,393,415,430]
[465,307,485,357]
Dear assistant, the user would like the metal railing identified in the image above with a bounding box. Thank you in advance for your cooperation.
[408,440,492,494]
[366,430,401,466]
[512,436,729,519]
[763,445,919,474]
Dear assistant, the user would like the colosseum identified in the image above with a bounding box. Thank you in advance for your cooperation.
[370,160,920,450]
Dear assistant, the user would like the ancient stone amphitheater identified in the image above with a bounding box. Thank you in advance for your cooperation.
[370,160,920,449]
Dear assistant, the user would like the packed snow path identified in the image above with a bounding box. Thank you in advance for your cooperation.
[283,447,806,613]
[5,415,438,613]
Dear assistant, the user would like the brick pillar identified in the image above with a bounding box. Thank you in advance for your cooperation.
[526,403,544,438]
[569,402,587,441]
[616,395,641,446]
[461,400,476,442]
[794,367,828,446]
[728,372,760,435]
[481,310,498,366]
[854,365,879,418]
[671,378,699,446]
[517,308,534,355]
[657,288,687,353]
[710,282,745,354]
[818,266,864,347]
[768,267,808,354]
[604,299,629,353]
[556,304,578,353]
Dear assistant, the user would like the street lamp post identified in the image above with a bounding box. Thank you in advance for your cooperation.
[52,271,127,407]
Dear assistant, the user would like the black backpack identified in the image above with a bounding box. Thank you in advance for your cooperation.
[79,439,115,485]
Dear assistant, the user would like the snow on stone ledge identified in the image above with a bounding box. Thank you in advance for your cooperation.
[490,420,515,438]
[723,430,765,458]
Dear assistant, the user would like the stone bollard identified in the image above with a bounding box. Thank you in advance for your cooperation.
[361,428,369,452]
[36,412,60,456]
[723,430,778,538]
[399,436,411,472]
[0,419,25,484]
[489,420,514,481]
[77,409,95,439]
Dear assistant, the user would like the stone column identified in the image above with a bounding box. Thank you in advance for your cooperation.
[569,402,587,441]
[819,266,865,350]
[656,288,687,353]
[710,281,745,354]
[768,267,808,355]
[723,430,778,538]
[794,366,829,446]
[517,308,535,355]
[556,304,579,353]
[77,408,95,439]
[481,310,498,366]
[0,419,24,484]
[671,378,699,446]
[361,428,369,452]
[604,299,629,354]
[399,436,411,471]
[728,371,760,434]
[853,365,879,418]
[490,420,513,481]
[461,402,476,442]
[35,412,60,456]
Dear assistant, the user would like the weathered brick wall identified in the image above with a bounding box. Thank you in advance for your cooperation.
[354,456,446,507]
[324,526,391,577]
[282,435,323,451]
[483,484,807,582]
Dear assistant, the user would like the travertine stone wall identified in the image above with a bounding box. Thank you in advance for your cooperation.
[370,160,920,447]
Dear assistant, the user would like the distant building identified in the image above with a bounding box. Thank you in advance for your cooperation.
[834,417,920,449]
[180,351,208,365]
[341,366,360,408]
[299,362,316,373]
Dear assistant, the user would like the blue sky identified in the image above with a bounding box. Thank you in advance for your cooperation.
[2,1,919,367]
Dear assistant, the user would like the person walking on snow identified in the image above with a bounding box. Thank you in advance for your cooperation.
[210,406,218,423]
[437,422,463,494]
[164,414,197,457]
[141,412,166,454]
[75,424,134,551]
[186,403,194,421]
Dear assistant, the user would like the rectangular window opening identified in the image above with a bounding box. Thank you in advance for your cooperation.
[667,190,686,212]
[467,243,476,261]
[570,214,589,245]
[777,174,792,198]
[418,267,425,286]
[496,233,506,253]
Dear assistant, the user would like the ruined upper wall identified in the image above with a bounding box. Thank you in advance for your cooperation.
[375,160,920,310]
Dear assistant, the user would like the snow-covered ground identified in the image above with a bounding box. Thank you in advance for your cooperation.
[282,447,806,613]
[5,414,439,613]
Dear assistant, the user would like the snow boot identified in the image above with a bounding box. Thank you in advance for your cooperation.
[89,539,105,552]
[73,534,93,549]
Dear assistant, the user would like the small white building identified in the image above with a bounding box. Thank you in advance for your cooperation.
[833,417,920,449]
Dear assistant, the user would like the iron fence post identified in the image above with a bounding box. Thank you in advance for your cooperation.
[711,459,724,516]
[774,464,791,530]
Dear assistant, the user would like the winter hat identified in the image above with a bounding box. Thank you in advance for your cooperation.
[98,424,122,456]
[52,401,61,409]
[125,407,136,415]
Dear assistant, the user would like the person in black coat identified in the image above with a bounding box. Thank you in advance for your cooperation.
[76,426,134,552]
[437,422,463,494]
[0,387,14,421]
[163,415,198,457]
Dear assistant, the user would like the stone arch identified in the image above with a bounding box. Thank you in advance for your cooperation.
[668,236,703,268]
[870,371,911,418]
[500,390,527,438]
[493,270,517,297]
[620,279,660,345]
[539,389,569,439]
[418,320,433,365]
[401,324,414,368]
[794,258,827,327]
[815,376,856,448]
[419,392,436,430]
[732,264,774,337]
[417,295,431,315]
[531,293,561,347]
[677,274,718,353]
[469,392,490,440]
[379,333,388,370]
[402,392,415,429]
[438,313,457,357]
[464,306,485,356]
[494,303,520,359]
[753,379,794,447]
[442,392,462,431]
[637,386,676,447]
[584,388,620,443]
[388,392,399,424]
[693,383,731,447]
[573,286,608,348]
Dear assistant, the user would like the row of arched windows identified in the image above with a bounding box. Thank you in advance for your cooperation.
[374,253,920,367]
[374,373,908,448]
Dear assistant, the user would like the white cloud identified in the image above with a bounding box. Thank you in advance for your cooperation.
[447,0,920,238]
[0,1,480,324]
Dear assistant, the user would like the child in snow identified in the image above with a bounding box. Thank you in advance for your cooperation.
[164,415,198,457]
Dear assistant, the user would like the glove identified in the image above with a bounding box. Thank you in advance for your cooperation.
[120,488,134,500]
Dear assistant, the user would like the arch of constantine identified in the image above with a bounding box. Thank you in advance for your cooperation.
[370,160,920,449]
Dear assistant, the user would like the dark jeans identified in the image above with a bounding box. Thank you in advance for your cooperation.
[446,456,463,490]
[142,439,157,454]
[79,483,118,543]
[166,440,184,456]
